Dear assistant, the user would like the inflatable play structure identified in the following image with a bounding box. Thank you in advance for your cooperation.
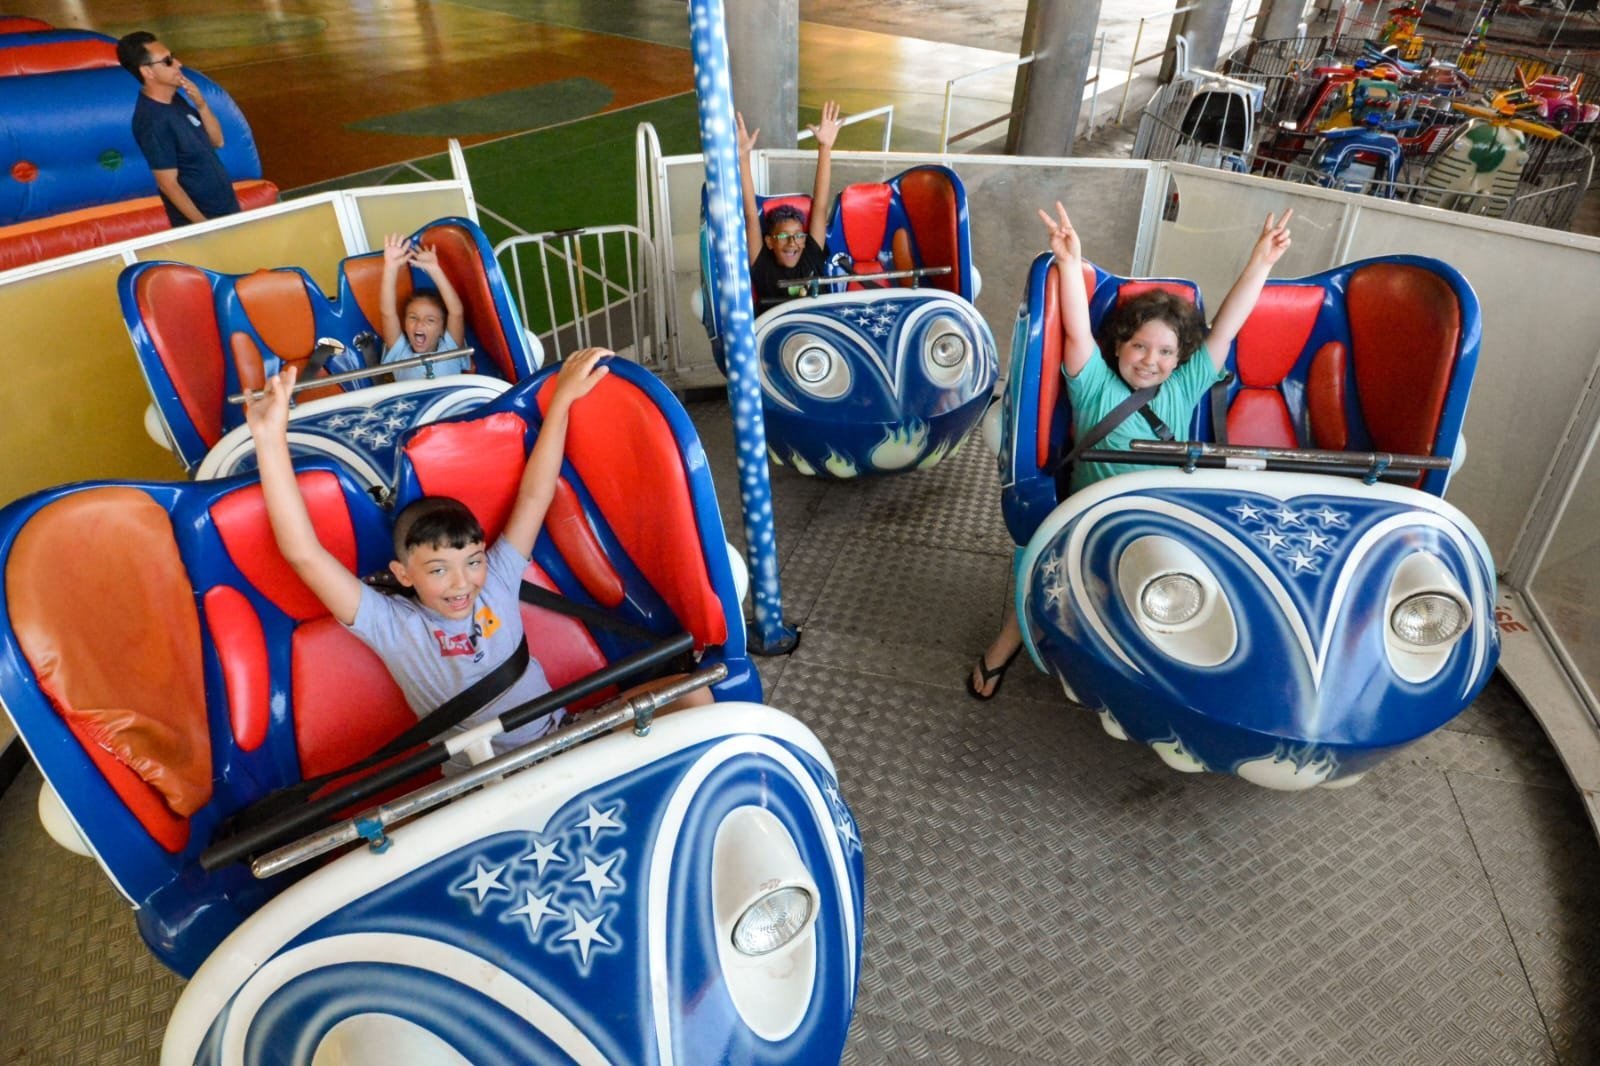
[0,358,864,1062]
[119,216,540,488]
[0,22,277,271]
[997,253,1498,789]
[697,165,998,478]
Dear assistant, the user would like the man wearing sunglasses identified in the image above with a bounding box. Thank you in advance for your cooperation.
[117,31,241,227]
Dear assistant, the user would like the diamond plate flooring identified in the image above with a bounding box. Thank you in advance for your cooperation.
[2,396,1597,1064]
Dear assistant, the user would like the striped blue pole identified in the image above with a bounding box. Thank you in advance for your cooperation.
[687,0,798,654]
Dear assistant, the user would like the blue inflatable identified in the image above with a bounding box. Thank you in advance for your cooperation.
[1,61,261,224]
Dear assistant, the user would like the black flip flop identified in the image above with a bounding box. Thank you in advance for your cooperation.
[966,646,1021,701]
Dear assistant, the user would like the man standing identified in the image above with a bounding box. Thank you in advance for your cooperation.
[116,32,241,227]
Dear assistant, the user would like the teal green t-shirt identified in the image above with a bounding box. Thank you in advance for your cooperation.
[1063,344,1223,493]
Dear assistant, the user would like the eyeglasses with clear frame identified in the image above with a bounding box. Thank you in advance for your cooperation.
[769,232,806,245]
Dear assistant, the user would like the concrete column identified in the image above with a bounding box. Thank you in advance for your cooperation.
[1012,0,1105,158]
[1160,0,1236,79]
[727,0,799,148]
[1253,0,1308,41]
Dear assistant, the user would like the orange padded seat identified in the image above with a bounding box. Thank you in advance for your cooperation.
[6,488,211,849]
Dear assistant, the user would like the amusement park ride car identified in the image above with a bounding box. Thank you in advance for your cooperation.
[696,165,998,478]
[997,252,1498,790]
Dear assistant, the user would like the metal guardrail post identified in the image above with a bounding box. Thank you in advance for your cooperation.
[1119,18,1148,125]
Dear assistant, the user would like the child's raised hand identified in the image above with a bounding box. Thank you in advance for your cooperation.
[551,347,612,407]
[736,112,759,156]
[1037,201,1081,263]
[409,243,440,271]
[1252,209,1293,266]
[243,367,297,440]
[809,100,842,149]
[382,233,412,267]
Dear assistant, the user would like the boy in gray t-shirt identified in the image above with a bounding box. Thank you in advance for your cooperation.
[245,347,613,771]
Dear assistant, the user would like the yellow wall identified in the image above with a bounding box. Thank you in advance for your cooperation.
[0,256,185,503]
[354,190,472,251]
[0,188,473,507]
[134,200,351,293]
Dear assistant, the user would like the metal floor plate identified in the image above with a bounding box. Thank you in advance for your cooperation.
[2,396,1597,1064]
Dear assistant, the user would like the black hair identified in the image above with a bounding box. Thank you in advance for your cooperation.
[390,496,484,560]
[116,31,158,82]
[763,204,806,236]
[1098,290,1207,375]
[403,288,448,319]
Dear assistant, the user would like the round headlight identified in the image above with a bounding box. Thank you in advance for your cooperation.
[929,330,968,368]
[1140,573,1205,626]
[1390,592,1468,647]
[794,347,831,383]
[731,885,815,956]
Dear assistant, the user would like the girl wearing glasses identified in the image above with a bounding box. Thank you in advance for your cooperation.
[736,101,843,307]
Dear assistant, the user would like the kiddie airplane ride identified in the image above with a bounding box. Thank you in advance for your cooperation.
[0,354,865,1063]
[696,164,998,478]
[997,252,1498,789]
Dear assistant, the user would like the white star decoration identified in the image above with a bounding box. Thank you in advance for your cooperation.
[1226,497,1348,581]
[1041,554,1063,580]
[1285,549,1318,573]
[458,862,508,904]
[577,804,622,840]
[520,838,562,877]
[560,911,611,965]
[835,815,858,847]
[573,855,620,901]
[506,890,557,934]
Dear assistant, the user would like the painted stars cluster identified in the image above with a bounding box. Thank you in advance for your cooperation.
[1227,499,1349,576]
[837,302,902,340]
[451,801,628,971]
[318,398,423,452]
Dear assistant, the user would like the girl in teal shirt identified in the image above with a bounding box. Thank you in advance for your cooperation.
[968,203,1293,700]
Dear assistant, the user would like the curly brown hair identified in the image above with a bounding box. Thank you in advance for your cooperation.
[1098,290,1206,376]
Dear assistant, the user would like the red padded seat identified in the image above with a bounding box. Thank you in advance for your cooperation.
[1347,263,1460,457]
[897,169,960,294]
[211,472,360,622]
[1228,285,1326,448]
[419,222,514,380]
[540,373,728,651]
[136,264,226,448]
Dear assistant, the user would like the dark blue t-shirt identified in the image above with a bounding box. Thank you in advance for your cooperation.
[131,93,241,227]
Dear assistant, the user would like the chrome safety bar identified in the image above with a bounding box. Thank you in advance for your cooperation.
[1125,439,1452,470]
[225,346,477,405]
[250,664,728,880]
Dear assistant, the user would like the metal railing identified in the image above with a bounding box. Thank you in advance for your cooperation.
[797,104,897,151]
[634,121,681,374]
[1118,3,1201,124]
[495,225,666,370]
[940,53,1036,153]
